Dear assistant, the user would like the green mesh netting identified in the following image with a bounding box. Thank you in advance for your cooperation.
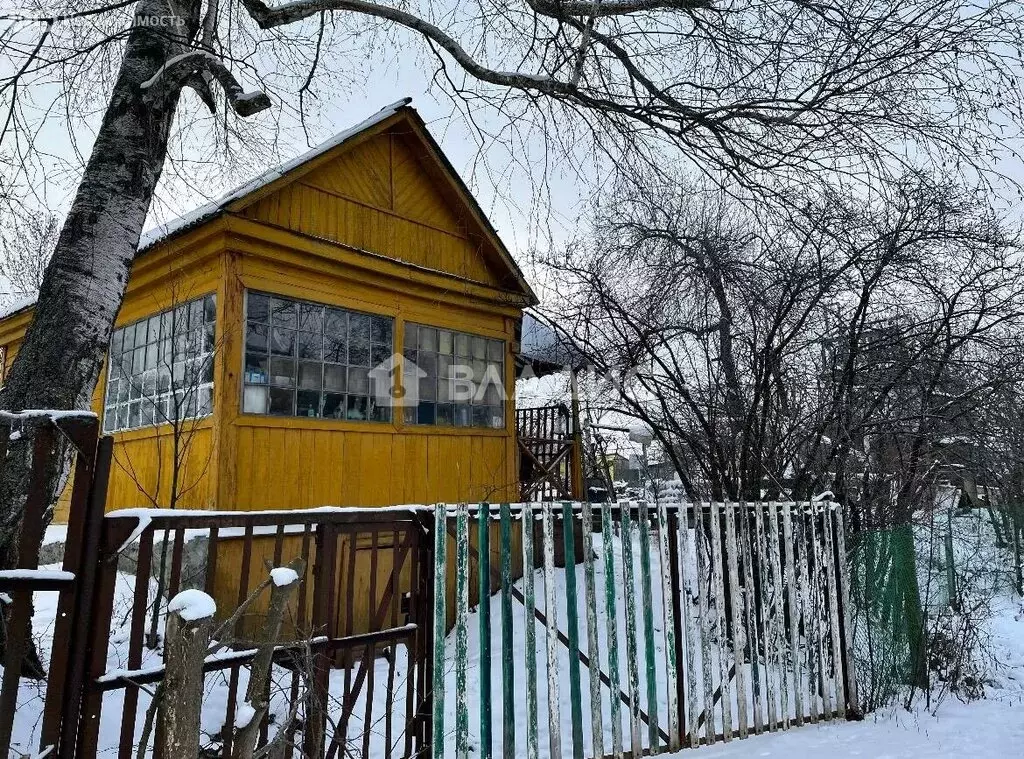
[848,524,927,710]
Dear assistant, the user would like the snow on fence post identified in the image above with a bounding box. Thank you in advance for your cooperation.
[455,503,470,759]
[522,505,540,759]
[561,501,585,759]
[637,501,660,753]
[620,500,643,757]
[796,503,815,723]
[601,499,625,759]
[581,500,605,759]
[541,500,563,759]
[678,504,701,748]
[740,503,761,734]
[160,590,215,758]
[724,502,748,739]
[782,502,803,727]
[767,502,788,730]
[709,500,732,741]
[695,503,715,747]
[823,503,845,718]
[478,503,493,759]
[499,502,516,759]
[657,500,681,751]
[432,503,447,759]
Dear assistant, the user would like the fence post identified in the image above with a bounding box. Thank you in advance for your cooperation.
[430,504,447,759]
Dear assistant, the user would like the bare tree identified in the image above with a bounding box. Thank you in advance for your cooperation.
[0,209,56,302]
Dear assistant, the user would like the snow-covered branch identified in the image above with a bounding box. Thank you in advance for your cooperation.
[140,50,271,117]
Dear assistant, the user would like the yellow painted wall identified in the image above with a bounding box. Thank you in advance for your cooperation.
[0,111,531,520]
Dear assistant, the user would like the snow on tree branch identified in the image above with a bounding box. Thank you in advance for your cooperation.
[140,50,271,117]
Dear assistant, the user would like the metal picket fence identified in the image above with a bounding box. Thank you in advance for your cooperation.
[431,500,858,759]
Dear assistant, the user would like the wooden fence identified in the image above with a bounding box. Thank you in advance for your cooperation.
[432,500,858,759]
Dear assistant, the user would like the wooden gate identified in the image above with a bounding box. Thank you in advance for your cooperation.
[516,405,581,501]
[431,500,858,758]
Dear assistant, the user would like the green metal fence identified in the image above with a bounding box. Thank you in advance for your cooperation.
[430,500,858,758]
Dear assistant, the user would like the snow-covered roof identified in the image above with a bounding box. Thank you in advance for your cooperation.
[519,313,586,372]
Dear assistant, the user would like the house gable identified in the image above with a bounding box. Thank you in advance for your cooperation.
[232,109,533,302]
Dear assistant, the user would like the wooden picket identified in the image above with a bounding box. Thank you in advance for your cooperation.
[431,500,856,758]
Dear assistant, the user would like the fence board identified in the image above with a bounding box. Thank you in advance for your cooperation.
[455,503,470,759]
[542,502,563,759]
[581,501,605,759]
[601,500,625,759]
[657,501,681,751]
[620,502,644,756]
[562,501,585,759]
[500,503,516,759]
[637,501,660,752]
[724,503,748,739]
[522,507,540,759]
[479,504,493,759]
[782,502,802,727]
[709,501,732,741]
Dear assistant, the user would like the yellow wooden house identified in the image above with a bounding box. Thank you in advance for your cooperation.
[0,99,539,519]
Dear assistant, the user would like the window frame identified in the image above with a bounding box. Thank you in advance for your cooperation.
[102,292,217,434]
[401,321,507,431]
[240,289,395,423]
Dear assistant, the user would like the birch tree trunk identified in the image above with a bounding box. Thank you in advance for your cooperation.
[0,0,199,670]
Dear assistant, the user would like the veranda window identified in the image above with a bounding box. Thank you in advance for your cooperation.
[103,294,216,433]
[242,291,393,421]
[402,323,505,428]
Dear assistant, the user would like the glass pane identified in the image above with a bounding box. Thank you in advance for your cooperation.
[455,333,471,356]
[348,366,369,395]
[325,307,347,336]
[270,297,296,329]
[322,392,345,419]
[298,361,322,390]
[271,328,295,357]
[371,343,390,368]
[105,378,119,405]
[200,356,214,384]
[103,408,116,432]
[198,386,213,416]
[145,343,158,371]
[472,405,490,427]
[269,357,296,387]
[298,303,324,333]
[268,386,295,415]
[403,405,417,424]
[438,330,453,355]
[487,339,504,361]
[245,353,268,385]
[172,361,184,386]
[438,354,453,380]
[418,376,436,401]
[142,369,156,396]
[116,404,129,430]
[204,323,216,352]
[117,379,130,403]
[189,299,204,329]
[437,378,450,403]
[129,377,142,401]
[454,403,472,427]
[369,401,391,423]
[297,331,323,361]
[472,336,486,359]
[472,359,486,383]
[296,389,322,418]
[110,329,124,357]
[134,322,148,348]
[142,399,156,426]
[371,317,392,345]
[436,403,454,426]
[147,316,161,344]
[417,351,437,378]
[129,401,141,429]
[324,335,348,364]
[346,395,369,421]
[204,294,217,323]
[403,324,417,349]
[133,347,145,373]
[158,369,171,394]
[484,382,501,405]
[243,385,268,414]
[174,304,188,334]
[487,405,505,429]
[417,402,436,425]
[121,325,135,352]
[418,327,437,352]
[243,319,264,352]
[349,331,370,367]
[324,364,347,393]
[247,292,270,323]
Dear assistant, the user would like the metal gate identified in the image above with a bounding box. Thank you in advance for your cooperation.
[431,500,858,758]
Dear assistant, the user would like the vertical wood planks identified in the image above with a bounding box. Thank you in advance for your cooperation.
[581,501,605,759]
[823,503,845,718]
[637,501,660,753]
[767,503,788,730]
[562,502,585,759]
[796,504,815,723]
[601,499,624,759]
[695,504,715,747]
[709,500,732,741]
[500,503,516,759]
[432,504,448,759]
[741,505,762,734]
[724,502,748,739]
[620,501,643,757]
[657,501,681,751]
[783,502,803,727]
[833,503,859,713]
[542,501,563,759]
[455,503,470,759]
[522,507,540,759]
[478,504,493,759]
[679,505,701,748]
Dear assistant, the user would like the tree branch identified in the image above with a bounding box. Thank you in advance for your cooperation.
[141,50,271,117]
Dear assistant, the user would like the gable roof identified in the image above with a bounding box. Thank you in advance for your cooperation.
[142,98,537,303]
[1,99,537,323]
